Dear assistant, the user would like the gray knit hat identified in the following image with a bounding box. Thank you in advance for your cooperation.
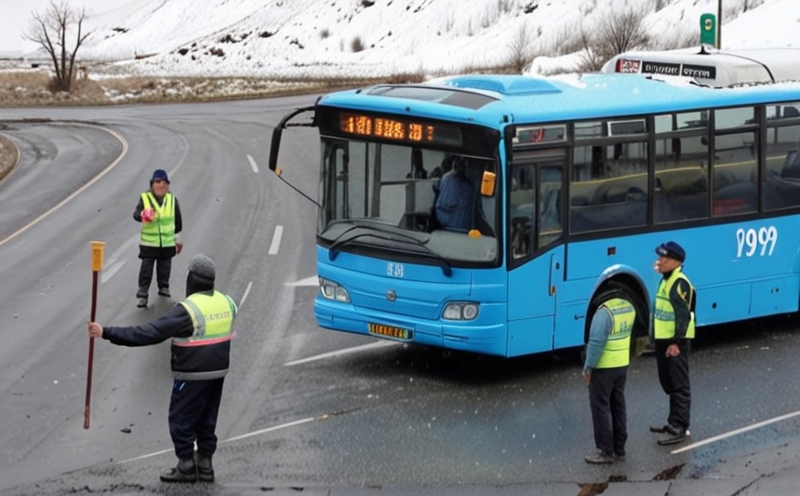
[188,254,215,281]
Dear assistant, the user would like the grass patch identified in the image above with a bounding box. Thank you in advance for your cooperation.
[0,70,390,107]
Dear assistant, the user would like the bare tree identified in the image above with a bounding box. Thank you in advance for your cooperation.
[578,5,650,72]
[23,0,91,93]
[507,22,535,74]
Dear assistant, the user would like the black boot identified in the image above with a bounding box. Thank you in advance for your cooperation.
[160,458,197,483]
[197,454,214,482]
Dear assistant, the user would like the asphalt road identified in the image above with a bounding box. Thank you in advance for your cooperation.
[1,99,800,496]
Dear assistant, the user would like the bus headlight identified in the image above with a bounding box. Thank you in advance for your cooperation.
[319,277,350,303]
[443,302,480,321]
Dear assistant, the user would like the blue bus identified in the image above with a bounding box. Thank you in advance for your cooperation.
[269,48,800,357]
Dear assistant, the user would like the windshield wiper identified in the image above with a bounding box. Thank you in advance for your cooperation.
[327,228,452,277]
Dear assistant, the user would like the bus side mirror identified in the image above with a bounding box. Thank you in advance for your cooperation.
[481,171,496,196]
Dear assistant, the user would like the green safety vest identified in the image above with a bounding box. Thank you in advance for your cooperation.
[140,191,176,247]
[653,268,696,340]
[596,298,635,369]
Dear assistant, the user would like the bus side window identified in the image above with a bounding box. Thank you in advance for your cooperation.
[510,165,534,259]
[571,144,647,233]
[764,123,800,210]
[713,131,757,216]
[539,167,563,247]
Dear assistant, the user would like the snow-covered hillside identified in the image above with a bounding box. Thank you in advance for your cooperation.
[79,0,800,78]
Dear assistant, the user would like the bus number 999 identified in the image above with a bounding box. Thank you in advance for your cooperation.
[736,226,778,258]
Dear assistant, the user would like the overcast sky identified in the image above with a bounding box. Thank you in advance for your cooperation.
[0,0,134,54]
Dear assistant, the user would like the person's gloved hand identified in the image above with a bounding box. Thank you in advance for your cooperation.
[141,208,155,223]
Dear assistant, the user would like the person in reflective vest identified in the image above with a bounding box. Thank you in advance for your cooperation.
[650,241,696,446]
[134,169,183,308]
[582,297,635,464]
[88,254,237,483]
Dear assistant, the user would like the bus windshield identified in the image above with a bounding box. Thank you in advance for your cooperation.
[319,137,499,266]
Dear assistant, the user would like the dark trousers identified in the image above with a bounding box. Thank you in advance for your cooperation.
[655,340,691,430]
[168,378,225,460]
[588,366,628,457]
[137,257,172,297]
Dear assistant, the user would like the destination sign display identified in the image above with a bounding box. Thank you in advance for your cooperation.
[339,112,463,146]
[615,59,717,80]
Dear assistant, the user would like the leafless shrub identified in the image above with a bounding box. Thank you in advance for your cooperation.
[351,36,365,52]
[481,4,499,29]
[384,71,426,84]
[548,26,584,56]
[577,5,650,72]
[506,22,535,74]
[660,30,698,51]
[320,28,331,39]
[442,11,455,34]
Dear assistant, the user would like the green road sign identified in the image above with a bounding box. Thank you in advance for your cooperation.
[700,13,716,46]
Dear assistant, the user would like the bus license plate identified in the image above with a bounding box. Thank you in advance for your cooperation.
[368,323,412,341]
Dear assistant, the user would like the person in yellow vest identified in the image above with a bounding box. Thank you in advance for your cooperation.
[582,297,636,464]
[650,241,696,446]
[135,169,183,308]
[88,254,237,483]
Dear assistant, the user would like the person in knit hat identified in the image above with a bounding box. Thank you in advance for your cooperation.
[88,254,237,483]
[134,169,183,308]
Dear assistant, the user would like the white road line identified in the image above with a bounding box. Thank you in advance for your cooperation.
[285,275,318,287]
[247,154,259,173]
[671,409,800,454]
[222,417,316,443]
[239,281,253,309]
[284,341,399,367]
[99,235,139,284]
[100,261,125,285]
[268,225,283,255]
[119,417,317,463]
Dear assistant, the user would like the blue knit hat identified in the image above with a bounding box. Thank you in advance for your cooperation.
[150,169,169,184]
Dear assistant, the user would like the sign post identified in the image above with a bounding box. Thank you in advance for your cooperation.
[84,241,105,429]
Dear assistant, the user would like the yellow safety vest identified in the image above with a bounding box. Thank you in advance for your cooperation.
[140,191,175,247]
[596,298,635,369]
[175,291,237,346]
[654,268,696,340]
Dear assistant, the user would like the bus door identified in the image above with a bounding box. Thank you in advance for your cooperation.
[507,148,566,356]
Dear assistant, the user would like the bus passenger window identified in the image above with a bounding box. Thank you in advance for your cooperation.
[715,107,755,130]
[764,123,800,210]
[539,167,562,247]
[654,134,709,223]
[713,132,757,216]
[571,143,647,233]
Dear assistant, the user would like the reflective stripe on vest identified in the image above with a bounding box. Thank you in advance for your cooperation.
[654,268,696,340]
[596,298,635,369]
[140,192,175,247]
[174,291,236,347]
